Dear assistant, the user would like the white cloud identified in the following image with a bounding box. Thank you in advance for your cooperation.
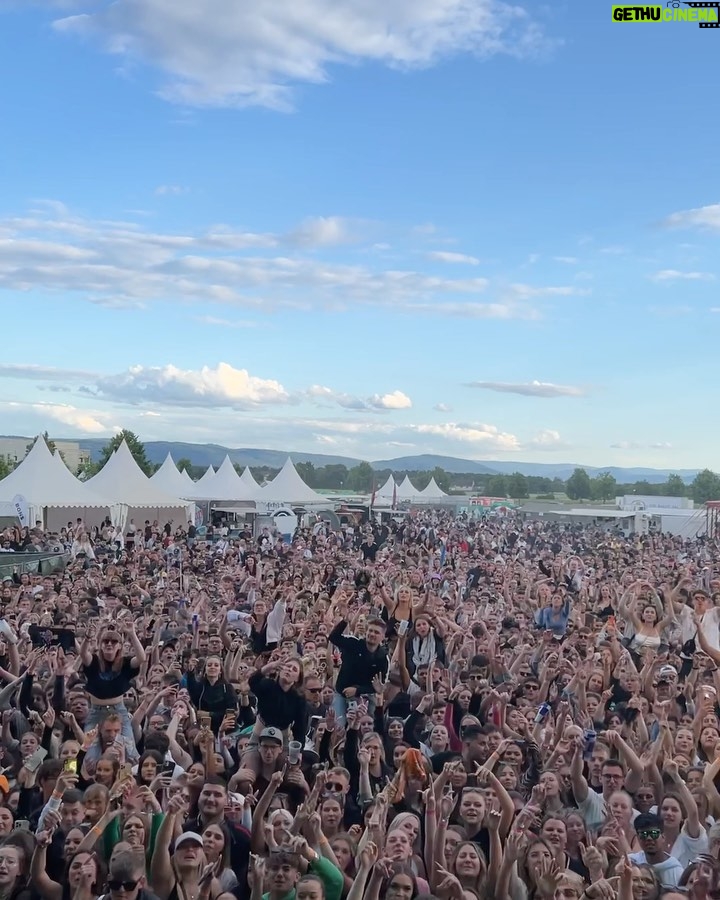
[27,402,114,434]
[155,185,189,196]
[374,390,412,410]
[433,402,453,412]
[507,283,584,300]
[306,385,412,412]
[610,440,673,451]
[650,269,715,282]
[51,1,550,110]
[413,422,520,450]
[528,429,565,449]
[664,203,720,231]
[92,362,292,409]
[554,256,578,264]
[428,251,480,265]
[0,204,576,319]
[466,380,586,398]
[287,217,353,247]
[0,363,98,381]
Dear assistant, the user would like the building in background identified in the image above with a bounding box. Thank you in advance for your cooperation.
[0,437,90,473]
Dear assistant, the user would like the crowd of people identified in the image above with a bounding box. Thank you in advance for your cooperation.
[0,509,719,900]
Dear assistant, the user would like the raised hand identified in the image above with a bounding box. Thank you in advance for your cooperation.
[359,841,378,869]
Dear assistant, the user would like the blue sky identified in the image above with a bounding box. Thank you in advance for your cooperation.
[0,0,718,468]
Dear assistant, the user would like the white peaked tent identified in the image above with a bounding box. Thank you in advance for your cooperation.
[0,437,113,528]
[86,440,193,530]
[150,453,193,498]
[183,465,218,501]
[261,458,327,504]
[396,475,421,500]
[181,468,195,490]
[239,466,262,496]
[208,456,261,501]
[415,477,448,502]
[375,475,396,503]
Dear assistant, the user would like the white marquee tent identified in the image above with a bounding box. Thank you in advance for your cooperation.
[183,465,218,502]
[0,438,115,529]
[415,477,448,502]
[261,458,328,505]
[86,440,193,530]
[209,456,263,501]
[375,475,396,503]
[396,475,421,500]
[150,453,193,498]
[238,466,262,496]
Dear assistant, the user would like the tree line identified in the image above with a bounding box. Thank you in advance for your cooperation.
[3,430,720,506]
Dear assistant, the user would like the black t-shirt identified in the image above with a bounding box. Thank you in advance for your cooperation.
[82,656,140,699]
[361,542,379,561]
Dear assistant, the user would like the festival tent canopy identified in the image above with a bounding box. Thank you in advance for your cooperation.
[416,477,448,501]
[181,468,195,490]
[238,466,262,495]
[396,475,421,500]
[183,465,218,501]
[86,440,191,509]
[0,438,113,521]
[261,458,328,504]
[207,456,263,501]
[375,475,396,502]
[150,453,193,498]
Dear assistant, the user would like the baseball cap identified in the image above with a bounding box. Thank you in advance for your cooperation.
[174,832,203,849]
[259,727,283,745]
[658,664,677,679]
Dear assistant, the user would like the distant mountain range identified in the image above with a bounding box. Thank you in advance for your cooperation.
[66,440,698,484]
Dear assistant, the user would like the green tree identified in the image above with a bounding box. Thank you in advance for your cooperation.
[431,466,451,493]
[507,472,529,499]
[692,469,720,504]
[347,461,374,492]
[97,430,153,475]
[566,468,592,501]
[296,461,316,487]
[177,457,194,473]
[0,456,11,479]
[485,475,508,497]
[320,464,348,490]
[665,474,686,497]
[591,472,617,503]
[76,458,99,480]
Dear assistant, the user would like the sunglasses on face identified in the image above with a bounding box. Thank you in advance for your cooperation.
[638,829,662,840]
[108,880,139,892]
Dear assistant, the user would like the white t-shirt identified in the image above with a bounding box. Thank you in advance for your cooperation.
[669,826,709,868]
[680,604,720,652]
[628,852,684,887]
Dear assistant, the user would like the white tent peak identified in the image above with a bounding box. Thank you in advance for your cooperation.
[238,466,260,491]
[184,464,218,501]
[417,476,448,500]
[87,440,185,507]
[151,452,193,498]
[261,457,326,504]
[396,475,421,499]
[0,434,111,509]
[375,475,396,501]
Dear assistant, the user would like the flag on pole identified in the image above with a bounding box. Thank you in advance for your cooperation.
[392,482,397,510]
[370,479,377,510]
